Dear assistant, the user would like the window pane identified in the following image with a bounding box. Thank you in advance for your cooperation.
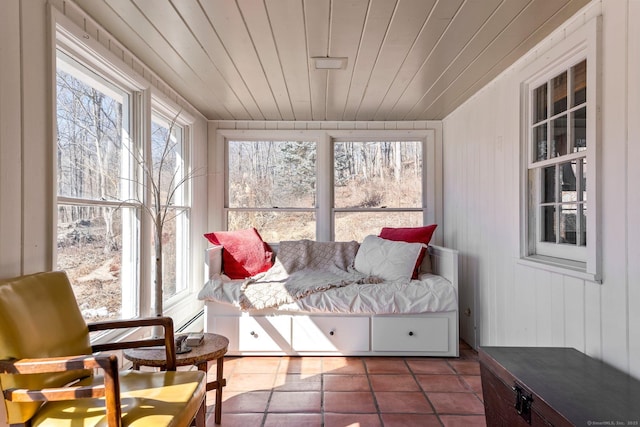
[541,205,556,243]
[559,204,577,244]
[542,166,555,203]
[152,117,184,205]
[551,116,568,157]
[56,68,125,201]
[533,83,548,124]
[334,141,422,209]
[534,124,547,161]
[228,211,315,242]
[57,205,136,321]
[551,71,567,115]
[560,161,577,202]
[582,160,587,201]
[159,209,188,301]
[334,211,423,242]
[572,60,587,106]
[572,107,587,152]
[580,205,587,246]
[228,141,316,208]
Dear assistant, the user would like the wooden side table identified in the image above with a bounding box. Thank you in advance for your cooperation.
[123,333,229,424]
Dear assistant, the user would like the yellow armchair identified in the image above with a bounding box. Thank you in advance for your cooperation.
[0,271,206,427]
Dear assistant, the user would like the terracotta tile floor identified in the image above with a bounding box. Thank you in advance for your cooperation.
[204,341,486,426]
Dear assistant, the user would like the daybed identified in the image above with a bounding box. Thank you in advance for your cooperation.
[198,231,459,357]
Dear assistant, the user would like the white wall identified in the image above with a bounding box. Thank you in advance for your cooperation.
[443,0,640,379]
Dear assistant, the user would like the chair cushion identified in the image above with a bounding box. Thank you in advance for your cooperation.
[0,271,92,423]
[31,370,206,427]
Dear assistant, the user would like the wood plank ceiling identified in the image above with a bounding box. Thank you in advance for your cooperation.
[73,0,590,121]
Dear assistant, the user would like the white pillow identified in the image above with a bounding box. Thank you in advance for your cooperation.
[354,235,423,281]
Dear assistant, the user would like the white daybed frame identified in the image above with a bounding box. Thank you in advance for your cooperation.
[203,244,459,357]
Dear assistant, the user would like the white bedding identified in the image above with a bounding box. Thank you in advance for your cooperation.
[198,272,457,314]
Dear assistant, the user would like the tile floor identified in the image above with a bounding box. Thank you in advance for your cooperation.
[203,341,486,426]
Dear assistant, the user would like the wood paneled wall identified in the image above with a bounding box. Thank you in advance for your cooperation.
[443,0,640,379]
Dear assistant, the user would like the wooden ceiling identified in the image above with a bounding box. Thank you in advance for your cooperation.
[74,0,590,121]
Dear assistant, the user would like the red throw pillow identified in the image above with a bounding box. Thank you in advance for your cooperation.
[204,228,273,279]
[379,224,437,279]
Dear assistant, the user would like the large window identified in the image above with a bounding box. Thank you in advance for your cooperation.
[528,60,588,261]
[56,52,138,321]
[227,140,317,242]
[334,140,423,241]
[521,16,600,281]
[55,47,195,322]
[224,135,431,242]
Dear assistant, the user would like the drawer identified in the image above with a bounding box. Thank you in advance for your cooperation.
[292,316,369,352]
[238,315,291,352]
[371,316,449,352]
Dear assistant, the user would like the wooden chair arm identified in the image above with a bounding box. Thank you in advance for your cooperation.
[0,354,115,374]
[1,354,122,425]
[88,316,177,370]
[5,384,106,402]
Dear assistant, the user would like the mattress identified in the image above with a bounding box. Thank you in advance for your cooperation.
[198,272,457,315]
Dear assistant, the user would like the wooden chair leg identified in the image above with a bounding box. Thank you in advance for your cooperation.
[194,399,206,427]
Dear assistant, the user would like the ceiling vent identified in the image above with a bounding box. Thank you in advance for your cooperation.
[312,57,347,70]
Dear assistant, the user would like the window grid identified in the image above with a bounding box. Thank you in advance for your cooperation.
[528,60,587,261]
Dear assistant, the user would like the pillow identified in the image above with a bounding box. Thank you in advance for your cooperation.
[379,224,437,277]
[354,235,423,282]
[204,228,273,279]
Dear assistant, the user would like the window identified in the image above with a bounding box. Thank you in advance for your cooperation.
[333,140,423,241]
[528,60,588,261]
[222,132,435,243]
[150,113,190,302]
[55,48,196,323]
[521,17,600,281]
[56,51,139,320]
[226,140,317,242]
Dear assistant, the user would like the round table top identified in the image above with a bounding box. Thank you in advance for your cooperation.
[123,333,229,368]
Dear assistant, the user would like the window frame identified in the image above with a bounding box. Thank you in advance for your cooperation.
[55,46,143,324]
[53,10,199,333]
[519,16,602,282]
[331,138,426,242]
[150,101,195,308]
[216,129,438,243]
[224,137,320,241]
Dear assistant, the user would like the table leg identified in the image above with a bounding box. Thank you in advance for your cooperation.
[198,358,226,425]
[215,357,224,424]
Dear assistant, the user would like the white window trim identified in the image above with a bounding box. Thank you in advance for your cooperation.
[214,129,437,242]
[519,16,602,283]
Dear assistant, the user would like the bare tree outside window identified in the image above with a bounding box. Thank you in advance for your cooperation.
[227,140,317,242]
[56,57,132,322]
[334,140,423,241]
[56,52,197,322]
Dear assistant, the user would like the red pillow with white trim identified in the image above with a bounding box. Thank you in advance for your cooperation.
[378,224,437,279]
[204,228,273,279]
